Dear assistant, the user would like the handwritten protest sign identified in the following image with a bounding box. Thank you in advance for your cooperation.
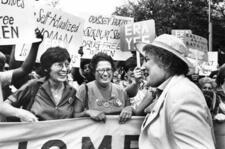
[120,19,156,51]
[173,32,208,74]
[0,0,38,45]
[15,4,85,67]
[81,14,134,61]
[199,52,218,76]
[175,33,208,61]
[0,116,143,149]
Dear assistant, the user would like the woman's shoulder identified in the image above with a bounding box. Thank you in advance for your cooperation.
[17,78,44,90]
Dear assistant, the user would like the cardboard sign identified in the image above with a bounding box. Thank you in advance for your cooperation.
[0,0,37,45]
[14,4,85,67]
[0,116,144,149]
[199,52,218,76]
[81,14,134,61]
[120,19,156,51]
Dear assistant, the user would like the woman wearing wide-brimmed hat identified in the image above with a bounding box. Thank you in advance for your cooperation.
[136,34,215,149]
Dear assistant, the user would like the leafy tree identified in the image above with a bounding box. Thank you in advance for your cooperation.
[113,0,225,64]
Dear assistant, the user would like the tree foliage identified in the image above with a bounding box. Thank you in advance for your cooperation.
[113,0,225,55]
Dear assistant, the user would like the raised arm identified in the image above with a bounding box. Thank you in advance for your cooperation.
[11,29,43,86]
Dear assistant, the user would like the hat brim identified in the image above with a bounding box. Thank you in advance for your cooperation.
[135,41,193,69]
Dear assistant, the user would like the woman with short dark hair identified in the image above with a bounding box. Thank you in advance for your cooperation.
[74,52,140,123]
[1,47,78,121]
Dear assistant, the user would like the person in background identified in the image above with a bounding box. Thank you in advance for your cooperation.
[212,64,225,122]
[1,47,78,122]
[199,76,215,91]
[74,52,142,123]
[72,59,94,85]
[136,34,215,149]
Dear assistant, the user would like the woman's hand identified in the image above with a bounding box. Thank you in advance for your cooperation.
[119,106,133,124]
[17,109,38,122]
[86,110,106,122]
[133,67,143,84]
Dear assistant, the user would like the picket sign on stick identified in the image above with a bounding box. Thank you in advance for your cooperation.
[136,51,141,67]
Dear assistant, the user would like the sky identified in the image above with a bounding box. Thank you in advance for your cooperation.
[59,0,132,16]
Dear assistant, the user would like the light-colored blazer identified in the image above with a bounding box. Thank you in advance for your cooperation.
[139,75,215,149]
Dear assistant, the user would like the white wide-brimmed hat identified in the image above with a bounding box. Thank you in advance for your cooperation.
[135,34,193,68]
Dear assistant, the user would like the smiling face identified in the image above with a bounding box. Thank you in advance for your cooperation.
[49,60,70,83]
[95,61,113,87]
[142,53,170,88]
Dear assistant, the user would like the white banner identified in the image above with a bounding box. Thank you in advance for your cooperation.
[0,0,37,45]
[0,116,144,149]
[81,14,134,61]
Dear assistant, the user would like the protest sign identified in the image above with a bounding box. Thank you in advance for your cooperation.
[81,14,134,61]
[14,4,85,67]
[199,51,218,76]
[184,33,208,60]
[0,0,38,45]
[173,32,208,61]
[120,19,156,51]
[171,29,192,39]
[173,32,208,74]
[0,116,144,149]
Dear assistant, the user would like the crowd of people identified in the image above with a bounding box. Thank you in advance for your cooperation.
[1,33,225,148]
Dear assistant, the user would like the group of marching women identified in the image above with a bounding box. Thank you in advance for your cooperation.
[0,29,143,123]
[1,32,225,148]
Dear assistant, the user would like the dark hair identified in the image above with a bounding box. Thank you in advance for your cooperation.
[40,47,70,77]
[143,45,189,76]
[80,59,91,69]
[216,64,225,87]
[89,52,114,74]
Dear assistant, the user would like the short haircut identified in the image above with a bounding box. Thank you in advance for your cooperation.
[89,52,114,74]
[40,47,70,77]
[80,59,91,69]
[143,45,189,76]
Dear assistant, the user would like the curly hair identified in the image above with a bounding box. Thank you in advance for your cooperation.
[143,45,189,76]
[40,47,71,77]
[89,52,114,74]
[198,77,214,89]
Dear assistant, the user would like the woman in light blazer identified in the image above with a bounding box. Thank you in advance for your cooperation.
[136,34,215,149]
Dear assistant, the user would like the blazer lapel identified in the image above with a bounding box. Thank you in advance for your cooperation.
[142,75,184,130]
[142,90,166,130]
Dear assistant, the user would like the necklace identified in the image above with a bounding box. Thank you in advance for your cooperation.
[95,82,122,108]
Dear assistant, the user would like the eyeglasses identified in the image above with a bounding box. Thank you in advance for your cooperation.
[54,62,70,70]
[96,68,112,74]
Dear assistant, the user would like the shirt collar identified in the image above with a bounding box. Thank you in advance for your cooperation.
[157,77,172,91]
